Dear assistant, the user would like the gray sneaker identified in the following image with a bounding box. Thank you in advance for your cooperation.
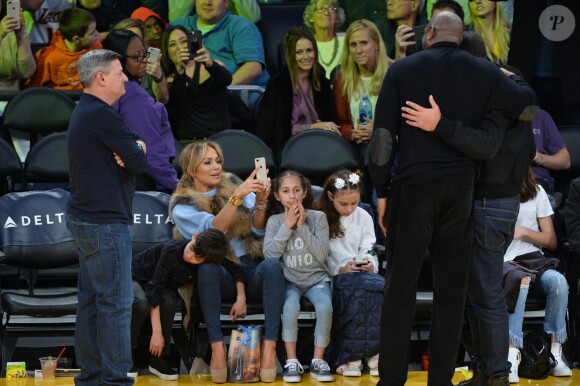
[283,359,304,383]
[310,359,334,382]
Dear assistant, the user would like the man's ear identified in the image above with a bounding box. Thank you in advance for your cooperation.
[94,71,106,86]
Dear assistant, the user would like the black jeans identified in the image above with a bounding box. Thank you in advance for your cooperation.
[131,281,178,357]
[378,178,474,386]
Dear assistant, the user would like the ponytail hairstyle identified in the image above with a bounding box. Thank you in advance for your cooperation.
[315,169,363,239]
[266,170,314,219]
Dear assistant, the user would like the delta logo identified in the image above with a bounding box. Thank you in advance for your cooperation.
[3,213,66,229]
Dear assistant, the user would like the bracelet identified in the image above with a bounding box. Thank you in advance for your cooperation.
[255,200,268,212]
[228,194,243,207]
[151,71,165,83]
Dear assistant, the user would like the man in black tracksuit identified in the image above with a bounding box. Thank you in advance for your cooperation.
[369,12,538,386]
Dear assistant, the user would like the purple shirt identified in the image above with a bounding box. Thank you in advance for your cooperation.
[291,83,319,135]
[532,109,566,191]
[113,80,178,193]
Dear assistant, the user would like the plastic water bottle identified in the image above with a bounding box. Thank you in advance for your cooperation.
[359,92,373,125]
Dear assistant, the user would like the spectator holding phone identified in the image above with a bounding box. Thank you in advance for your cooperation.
[169,140,283,383]
[102,29,178,194]
[377,0,427,60]
[113,18,169,104]
[315,170,383,377]
[160,25,232,143]
[0,1,36,90]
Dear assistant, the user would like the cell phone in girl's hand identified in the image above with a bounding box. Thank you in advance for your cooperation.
[187,30,202,59]
[147,47,160,63]
[7,0,21,30]
[255,157,267,185]
[355,261,370,267]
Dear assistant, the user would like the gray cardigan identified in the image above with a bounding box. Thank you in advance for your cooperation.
[263,209,330,291]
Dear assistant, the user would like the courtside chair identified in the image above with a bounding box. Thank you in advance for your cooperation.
[280,129,359,186]
[22,132,69,191]
[0,138,22,196]
[0,189,78,375]
[2,87,76,148]
[129,191,174,255]
[209,130,276,180]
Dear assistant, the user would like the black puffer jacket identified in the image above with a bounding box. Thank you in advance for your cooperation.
[325,272,384,369]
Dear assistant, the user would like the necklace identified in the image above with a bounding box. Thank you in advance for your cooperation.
[319,36,339,67]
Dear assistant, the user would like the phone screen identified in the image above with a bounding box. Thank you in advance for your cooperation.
[188,31,202,59]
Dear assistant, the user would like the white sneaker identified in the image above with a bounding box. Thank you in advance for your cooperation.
[336,360,361,377]
[367,354,379,376]
[508,347,520,384]
[550,342,572,377]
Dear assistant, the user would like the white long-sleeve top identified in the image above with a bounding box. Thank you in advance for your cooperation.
[328,207,377,276]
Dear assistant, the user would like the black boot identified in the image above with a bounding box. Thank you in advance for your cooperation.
[457,363,484,386]
[483,375,509,386]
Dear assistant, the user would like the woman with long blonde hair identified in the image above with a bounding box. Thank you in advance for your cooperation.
[469,0,511,64]
[333,19,388,164]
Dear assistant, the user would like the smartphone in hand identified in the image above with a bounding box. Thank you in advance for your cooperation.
[7,0,21,30]
[411,24,427,43]
[147,47,160,63]
[255,157,268,185]
[187,30,202,60]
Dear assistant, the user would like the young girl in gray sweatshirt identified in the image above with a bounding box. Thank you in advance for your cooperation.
[263,171,334,383]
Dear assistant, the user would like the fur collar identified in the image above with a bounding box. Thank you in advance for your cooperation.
[169,172,264,259]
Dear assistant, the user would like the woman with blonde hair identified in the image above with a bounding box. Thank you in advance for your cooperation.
[169,141,284,383]
[303,0,346,79]
[468,0,511,64]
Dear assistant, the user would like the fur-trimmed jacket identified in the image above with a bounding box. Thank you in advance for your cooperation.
[168,172,264,259]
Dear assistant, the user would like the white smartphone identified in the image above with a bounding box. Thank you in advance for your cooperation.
[147,47,160,62]
[254,157,267,185]
[7,0,21,30]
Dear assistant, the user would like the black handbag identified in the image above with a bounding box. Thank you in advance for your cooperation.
[518,330,556,379]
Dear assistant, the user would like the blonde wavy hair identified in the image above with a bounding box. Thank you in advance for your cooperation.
[469,1,511,64]
[339,19,388,100]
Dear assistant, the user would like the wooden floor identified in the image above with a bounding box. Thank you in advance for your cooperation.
[1,371,578,385]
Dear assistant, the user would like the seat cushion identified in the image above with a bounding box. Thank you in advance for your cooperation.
[1,292,78,317]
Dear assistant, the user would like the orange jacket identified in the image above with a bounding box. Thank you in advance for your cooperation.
[26,31,102,90]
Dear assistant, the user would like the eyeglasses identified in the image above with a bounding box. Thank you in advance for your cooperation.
[315,7,338,14]
[126,51,150,62]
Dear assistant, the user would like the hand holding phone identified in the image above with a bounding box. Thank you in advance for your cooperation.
[7,0,21,30]
[254,157,268,186]
[411,24,427,43]
[147,47,160,63]
[187,31,203,60]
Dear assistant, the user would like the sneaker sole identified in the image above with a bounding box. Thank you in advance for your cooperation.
[149,365,178,381]
[283,375,301,383]
[127,371,138,378]
[311,373,335,382]
[342,370,361,377]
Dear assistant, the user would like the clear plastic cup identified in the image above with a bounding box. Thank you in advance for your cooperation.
[39,357,57,379]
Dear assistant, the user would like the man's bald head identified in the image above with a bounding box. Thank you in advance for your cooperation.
[422,11,463,49]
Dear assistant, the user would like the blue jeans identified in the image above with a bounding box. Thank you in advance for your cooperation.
[509,269,569,348]
[465,197,519,378]
[282,281,332,348]
[67,216,134,386]
[197,256,284,342]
